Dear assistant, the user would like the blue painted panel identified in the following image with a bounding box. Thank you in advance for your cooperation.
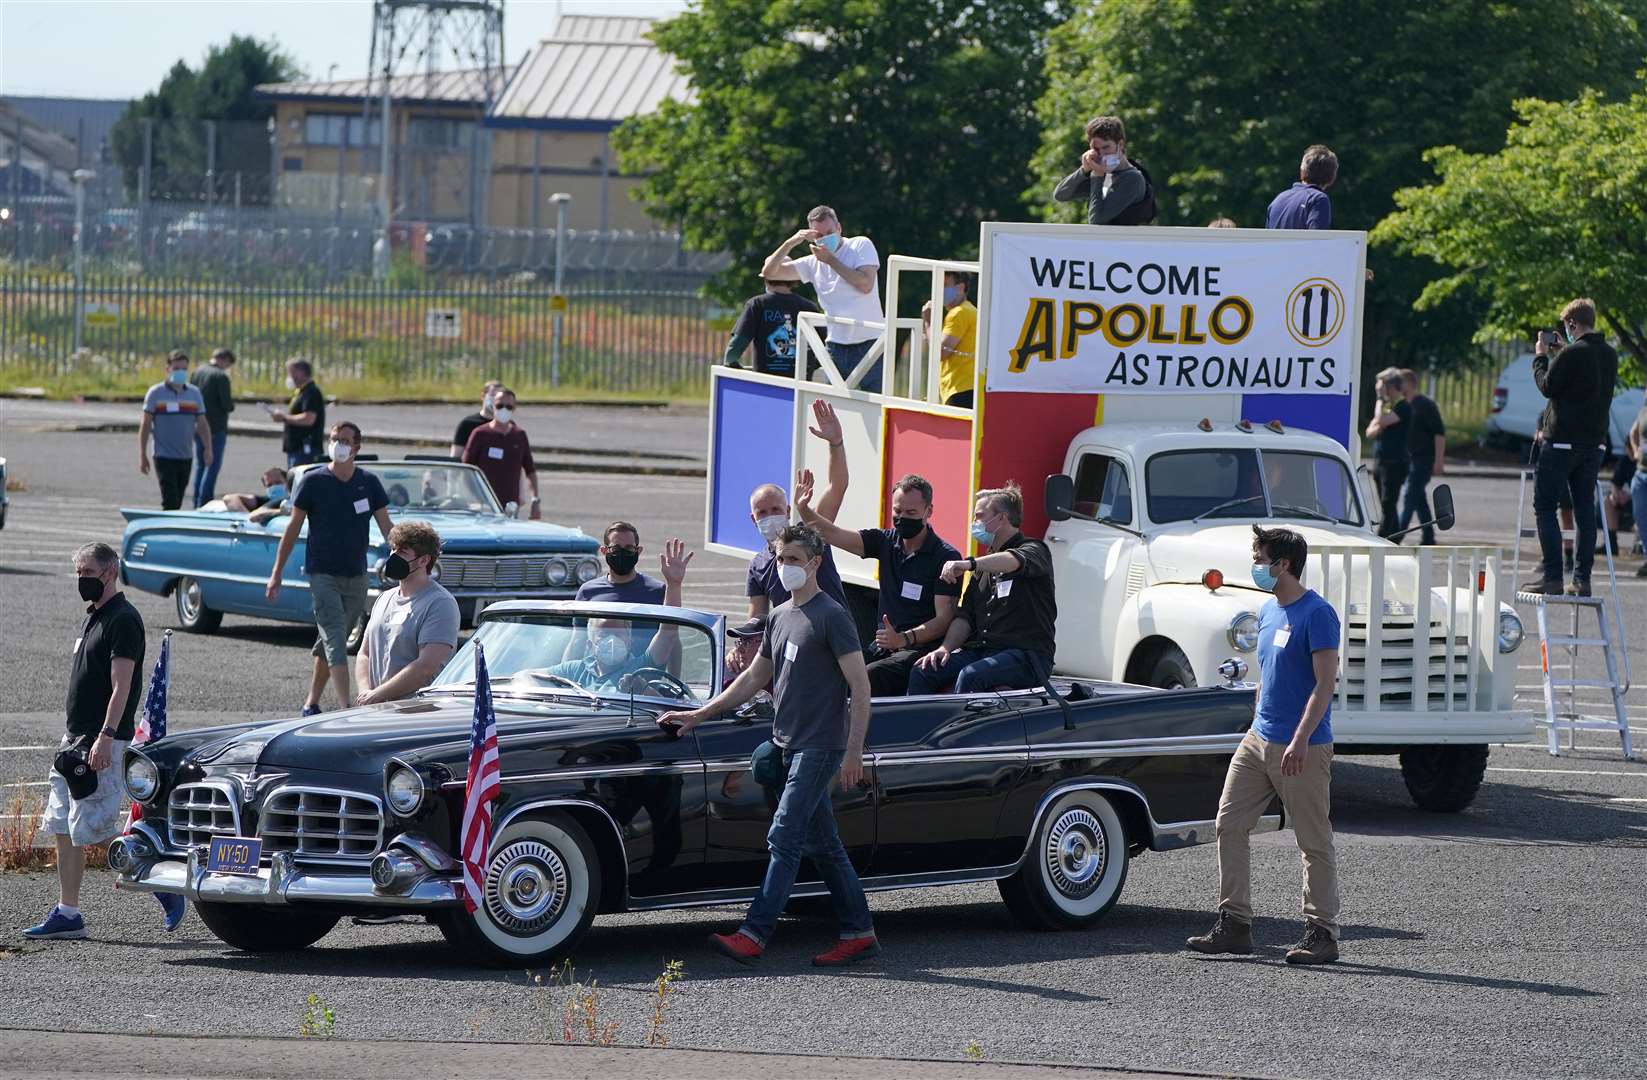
[711,378,795,552]
[1241,392,1353,450]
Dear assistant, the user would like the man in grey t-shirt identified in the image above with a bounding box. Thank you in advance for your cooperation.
[660,523,878,967]
[355,522,460,704]
[139,349,212,510]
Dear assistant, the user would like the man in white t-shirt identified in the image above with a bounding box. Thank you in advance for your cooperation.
[761,205,884,392]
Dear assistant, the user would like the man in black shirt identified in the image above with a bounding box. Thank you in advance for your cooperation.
[795,472,962,695]
[271,358,326,468]
[725,280,821,377]
[1524,298,1619,596]
[27,543,151,940]
[907,482,1057,695]
[1364,369,1410,539]
[1398,368,1447,546]
[449,379,503,457]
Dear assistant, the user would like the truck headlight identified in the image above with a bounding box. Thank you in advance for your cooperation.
[125,752,160,803]
[1497,610,1524,654]
[1227,612,1259,652]
[386,766,426,816]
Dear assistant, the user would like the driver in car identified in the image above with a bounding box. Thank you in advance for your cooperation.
[547,616,680,692]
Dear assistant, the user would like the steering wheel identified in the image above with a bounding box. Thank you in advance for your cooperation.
[618,667,693,700]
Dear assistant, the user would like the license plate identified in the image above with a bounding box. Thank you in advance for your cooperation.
[207,836,262,875]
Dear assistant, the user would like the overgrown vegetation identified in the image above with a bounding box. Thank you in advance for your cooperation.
[298,992,336,1038]
[0,793,108,873]
[529,960,688,1047]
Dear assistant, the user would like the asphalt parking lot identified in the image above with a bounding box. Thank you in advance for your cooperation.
[2,403,1645,1080]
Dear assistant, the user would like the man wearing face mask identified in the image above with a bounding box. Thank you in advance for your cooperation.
[139,350,212,511]
[921,272,978,408]
[550,540,694,690]
[355,521,461,705]
[450,379,504,458]
[760,206,885,393]
[577,521,667,605]
[1053,115,1152,226]
[908,482,1056,695]
[1189,525,1341,966]
[462,387,540,518]
[270,358,326,469]
[266,422,393,715]
[746,399,851,617]
[795,473,961,696]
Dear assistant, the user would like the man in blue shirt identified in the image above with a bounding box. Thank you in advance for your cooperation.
[139,350,213,510]
[577,521,669,605]
[1265,145,1338,230]
[1188,525,1342,965]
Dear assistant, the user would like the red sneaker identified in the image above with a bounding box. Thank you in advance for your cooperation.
[708,930,764,965]
[812,935,881,967]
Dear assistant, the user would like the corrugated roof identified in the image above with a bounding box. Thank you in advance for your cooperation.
[553,14,656,42]
[488,37,692,127]
[257,65,515,106]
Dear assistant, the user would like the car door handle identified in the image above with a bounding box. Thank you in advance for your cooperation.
[1046,535,1065,543]
[964,699,999,712]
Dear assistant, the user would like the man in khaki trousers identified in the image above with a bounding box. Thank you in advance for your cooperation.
[1188,525,1342,965]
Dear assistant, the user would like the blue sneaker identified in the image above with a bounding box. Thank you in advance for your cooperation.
[300,704,322,717]
[22,906,87,940]
[156,892,187,932]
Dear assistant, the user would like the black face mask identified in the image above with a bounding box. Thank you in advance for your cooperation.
[77,575,104,603]
[604,548,640,576]
[894,515,927,540]
[383,553,414,581]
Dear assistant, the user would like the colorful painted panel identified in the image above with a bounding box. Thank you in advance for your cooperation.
[709,375,795,551]
[882,407,975,549]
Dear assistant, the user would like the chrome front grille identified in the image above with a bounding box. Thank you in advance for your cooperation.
[1343,620,1473,707]
[168,782,241,849]
[259,788,385,860]
[439,554,548,590]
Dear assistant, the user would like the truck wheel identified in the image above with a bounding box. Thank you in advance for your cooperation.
[1399,745,1489,812]
[173,576,223,633]
[435,811,601,967]
[998,790,1130,930]
[1143,644,1196,690]
[194,902,338,951]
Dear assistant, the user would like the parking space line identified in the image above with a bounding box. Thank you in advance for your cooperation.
[0,746,53,752]
[1,781,50,789]
[1487,767,1644,776]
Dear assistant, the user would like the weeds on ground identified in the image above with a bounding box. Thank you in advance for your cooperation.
[0,793,110,873]
[963,1039,984,1060]
[3,470,26,492]
[299,992,336,1038]
[529,959,685,1047]
[645,960,686,1047]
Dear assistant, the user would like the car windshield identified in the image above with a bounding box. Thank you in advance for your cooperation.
[1145,449,1363,525]
[297,463,501,514]
[428,611,718,704]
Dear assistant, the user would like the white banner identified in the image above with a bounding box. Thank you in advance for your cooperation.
[983,227,1362,395]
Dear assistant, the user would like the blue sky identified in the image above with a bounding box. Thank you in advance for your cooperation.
[1,0,690,100]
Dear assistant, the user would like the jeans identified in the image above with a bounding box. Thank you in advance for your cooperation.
[1373,459,1406,538]
[740,748,874,946]
[904,646,1049,695]
[287,450,317,470]
[1632,470,1647,555]
[1398,459,1435,544]
[1534,446,1604,583]
[153,456,191,510]
[826,339,881,393]
[192,429,228,507]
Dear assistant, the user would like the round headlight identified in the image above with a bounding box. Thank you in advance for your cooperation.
[1497,609,1525,654]
[576,557,601,584]
[1227,612,1259,652]
[386,766,425,816]
[125,753,159,803]
[544,558,570,587]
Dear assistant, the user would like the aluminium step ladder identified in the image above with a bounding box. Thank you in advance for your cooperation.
[1512,466,1634,759]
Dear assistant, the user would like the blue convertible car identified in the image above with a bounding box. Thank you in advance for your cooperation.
[120,457,601,644]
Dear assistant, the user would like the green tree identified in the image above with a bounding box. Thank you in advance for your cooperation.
[613,0,1069,306]
[1030,0,1647,381]
[1373,87,1647,378]
[110,35,301,200]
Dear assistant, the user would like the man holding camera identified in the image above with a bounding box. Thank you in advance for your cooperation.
[1523,299,1618,597]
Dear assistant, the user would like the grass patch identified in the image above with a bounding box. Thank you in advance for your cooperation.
[0,792,110,873]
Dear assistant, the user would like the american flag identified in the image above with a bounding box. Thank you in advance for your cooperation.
[460,642,501,914]
[134,630,171,746]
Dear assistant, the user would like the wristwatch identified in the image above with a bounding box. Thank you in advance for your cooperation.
[902,630,915,648]
[967,557,977,571]
[99,727,117,739]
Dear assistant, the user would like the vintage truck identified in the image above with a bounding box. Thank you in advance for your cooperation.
[704,222,1531,812]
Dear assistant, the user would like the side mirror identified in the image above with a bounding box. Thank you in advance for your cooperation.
[1432,483,1456,532]
[1045,473,1075,522]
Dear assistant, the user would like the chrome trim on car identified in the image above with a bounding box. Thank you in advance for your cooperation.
[387,832,458,873]
[167,779,243,849]
[442,761,704,788]
[626,865,1022,911]
[871,750,1029,767]
[114,847,461,908]
[259,786,386,861]
[1025,733,1247,759]
[1151,813,1282,850]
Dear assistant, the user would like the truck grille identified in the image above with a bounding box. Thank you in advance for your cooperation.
[260,788,384,860]
[168,782,241,849]
[439,554,555,590]
[1342,620,1474,708]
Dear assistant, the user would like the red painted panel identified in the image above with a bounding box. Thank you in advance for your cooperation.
[882,408,975,547]
[975,391,1100,537]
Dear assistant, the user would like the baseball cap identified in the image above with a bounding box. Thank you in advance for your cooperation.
[727,615,767,639]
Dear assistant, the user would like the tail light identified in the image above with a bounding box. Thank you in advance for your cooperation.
[1491,387,1507,414]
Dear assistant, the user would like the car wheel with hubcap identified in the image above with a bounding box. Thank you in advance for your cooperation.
[173,576,223,633]
[345,610,367,655]
[998,790,1130,929]
[194,901,338,951]
[436,812,601,967]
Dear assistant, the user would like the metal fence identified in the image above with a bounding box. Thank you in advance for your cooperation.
[1428,339,1521,433]
[0,272,725,396]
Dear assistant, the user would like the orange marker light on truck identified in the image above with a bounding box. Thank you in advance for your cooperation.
[1202,569,1224,591]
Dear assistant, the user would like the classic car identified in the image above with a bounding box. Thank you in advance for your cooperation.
[118,457,602,643]
[109,601,1276,967]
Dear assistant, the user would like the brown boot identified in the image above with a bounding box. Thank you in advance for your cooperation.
[1567,577,1592,598]
[1517,578,1562,596]
[1284,923,1339,965]
[1186,912,1252,955]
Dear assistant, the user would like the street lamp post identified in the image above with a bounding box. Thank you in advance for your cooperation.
[549,192,571,388]
[71,168,96,354]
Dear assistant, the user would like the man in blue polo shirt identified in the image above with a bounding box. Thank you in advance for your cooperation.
[1265,145,1338,230]
[265,421,393,715]
[1188,525,1342,965]
[139,350,213,510]
[796,472,960,694]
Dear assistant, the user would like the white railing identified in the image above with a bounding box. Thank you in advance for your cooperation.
[883,253,982,405]
[1311,543,1509,716]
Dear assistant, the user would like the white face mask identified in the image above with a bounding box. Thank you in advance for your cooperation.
[328,441,353,464]
[493,407,513,424]
[285,375,297,390]
[777,563,808,592]
[1103,153,1122,169]
[482,392,496,413]
[755,513,787,543]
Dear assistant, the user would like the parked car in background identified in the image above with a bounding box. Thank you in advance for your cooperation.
[1485,351,1645,456]
[119,458,601,646]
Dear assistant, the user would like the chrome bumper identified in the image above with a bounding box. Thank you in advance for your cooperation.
[110,824,460,908]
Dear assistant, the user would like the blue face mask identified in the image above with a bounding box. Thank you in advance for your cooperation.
[167,368,188,385]
[943,285,961,305]
[266,484,287,503]
[818,232,842,254]
[970,516,996,544]
[1251,561,1279,592]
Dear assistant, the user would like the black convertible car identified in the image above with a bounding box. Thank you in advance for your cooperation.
[110,601,1276,966]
